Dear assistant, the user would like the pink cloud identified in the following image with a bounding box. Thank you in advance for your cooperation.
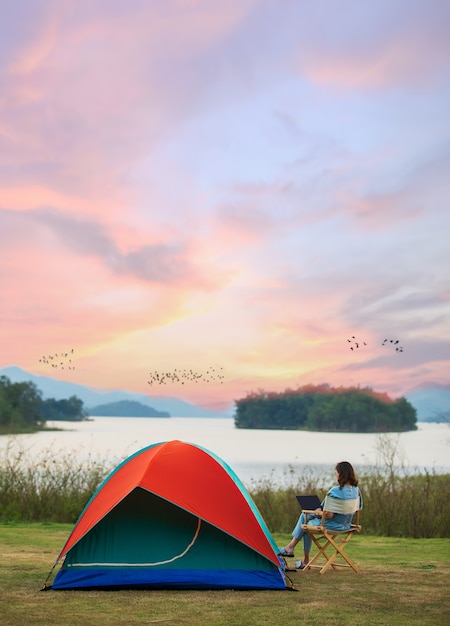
[294,2,450,90]
[1,1,256,200]
[335,189,422,230]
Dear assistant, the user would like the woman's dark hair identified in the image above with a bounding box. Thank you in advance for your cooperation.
[335,461,358,488]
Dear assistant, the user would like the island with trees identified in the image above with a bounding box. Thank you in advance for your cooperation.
[0,375,172,434]
[0,375,89,433]
[234,384,417,432]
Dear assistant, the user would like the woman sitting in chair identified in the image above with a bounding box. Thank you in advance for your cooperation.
[279,461,362,569]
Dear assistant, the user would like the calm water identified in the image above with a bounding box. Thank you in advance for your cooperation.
[1,418,449,486]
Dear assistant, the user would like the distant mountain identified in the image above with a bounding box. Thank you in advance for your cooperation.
[404,383,450,422]
[89,400,170,418]
[0,366,229,418]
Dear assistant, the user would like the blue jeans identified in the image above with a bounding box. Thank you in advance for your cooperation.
[292,512,318,552]
[293,512,351,551]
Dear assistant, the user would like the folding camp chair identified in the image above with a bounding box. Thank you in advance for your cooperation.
[301,495,361,574]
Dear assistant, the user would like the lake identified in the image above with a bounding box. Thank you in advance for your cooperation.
[1,418,449,487]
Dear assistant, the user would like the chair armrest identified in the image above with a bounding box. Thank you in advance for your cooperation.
[301,509,327,530]
[350,523,362,532]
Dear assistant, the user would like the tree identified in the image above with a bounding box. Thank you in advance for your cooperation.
[234,384,417,432]
[40,396,88,421]
[0,376,88,432]
[0,376,44,431]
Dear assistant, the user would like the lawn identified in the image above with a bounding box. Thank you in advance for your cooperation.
[0,524,449,625]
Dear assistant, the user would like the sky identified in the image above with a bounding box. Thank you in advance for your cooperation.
[1,0,449,413]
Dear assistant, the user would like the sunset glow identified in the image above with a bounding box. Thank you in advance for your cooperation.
[1,1,449,413]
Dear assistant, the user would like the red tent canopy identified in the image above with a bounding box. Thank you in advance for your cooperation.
[57,440,279,565]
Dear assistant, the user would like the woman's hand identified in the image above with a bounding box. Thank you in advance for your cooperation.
[315,507,333,519]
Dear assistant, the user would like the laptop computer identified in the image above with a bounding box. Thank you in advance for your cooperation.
[296,494,322,511]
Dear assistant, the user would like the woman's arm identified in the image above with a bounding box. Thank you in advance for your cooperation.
[314,507,333,519]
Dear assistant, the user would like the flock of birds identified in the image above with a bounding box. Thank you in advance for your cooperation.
[347,336,367,350]
[38,349,76,370]
[347,336,404,353]
[147,366,225,386]
[37,334,404,382]
[382,338,404,352]
[37,351,227,386]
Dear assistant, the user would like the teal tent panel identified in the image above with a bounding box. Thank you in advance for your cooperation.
[62,487,275,572]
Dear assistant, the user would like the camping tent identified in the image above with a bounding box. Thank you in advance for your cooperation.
[47,440,288,590]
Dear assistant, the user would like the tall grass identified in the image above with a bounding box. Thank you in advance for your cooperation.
[357,433,450,537]
[0,435,449,537]
[249,467,450,538]
[0,439,115,523]
[250,434,450,538]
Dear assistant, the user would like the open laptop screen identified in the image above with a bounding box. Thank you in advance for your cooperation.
[296,494,322,510]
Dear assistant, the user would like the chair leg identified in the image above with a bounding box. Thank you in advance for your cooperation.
[302,530,360,574]
[320,532,360,574]
[302,535,333,571]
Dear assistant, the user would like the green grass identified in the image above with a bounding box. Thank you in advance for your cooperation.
[0,524,449,625]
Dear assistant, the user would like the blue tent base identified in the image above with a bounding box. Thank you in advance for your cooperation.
[52,567,287,590]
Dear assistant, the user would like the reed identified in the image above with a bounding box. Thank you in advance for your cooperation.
[250,434,450,538]
[0,436,449,537]
[0,439,115,523]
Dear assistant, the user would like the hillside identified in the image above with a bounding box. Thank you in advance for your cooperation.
[89,400,170,418]
[404,383,450,422]
[2,365,447,422]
